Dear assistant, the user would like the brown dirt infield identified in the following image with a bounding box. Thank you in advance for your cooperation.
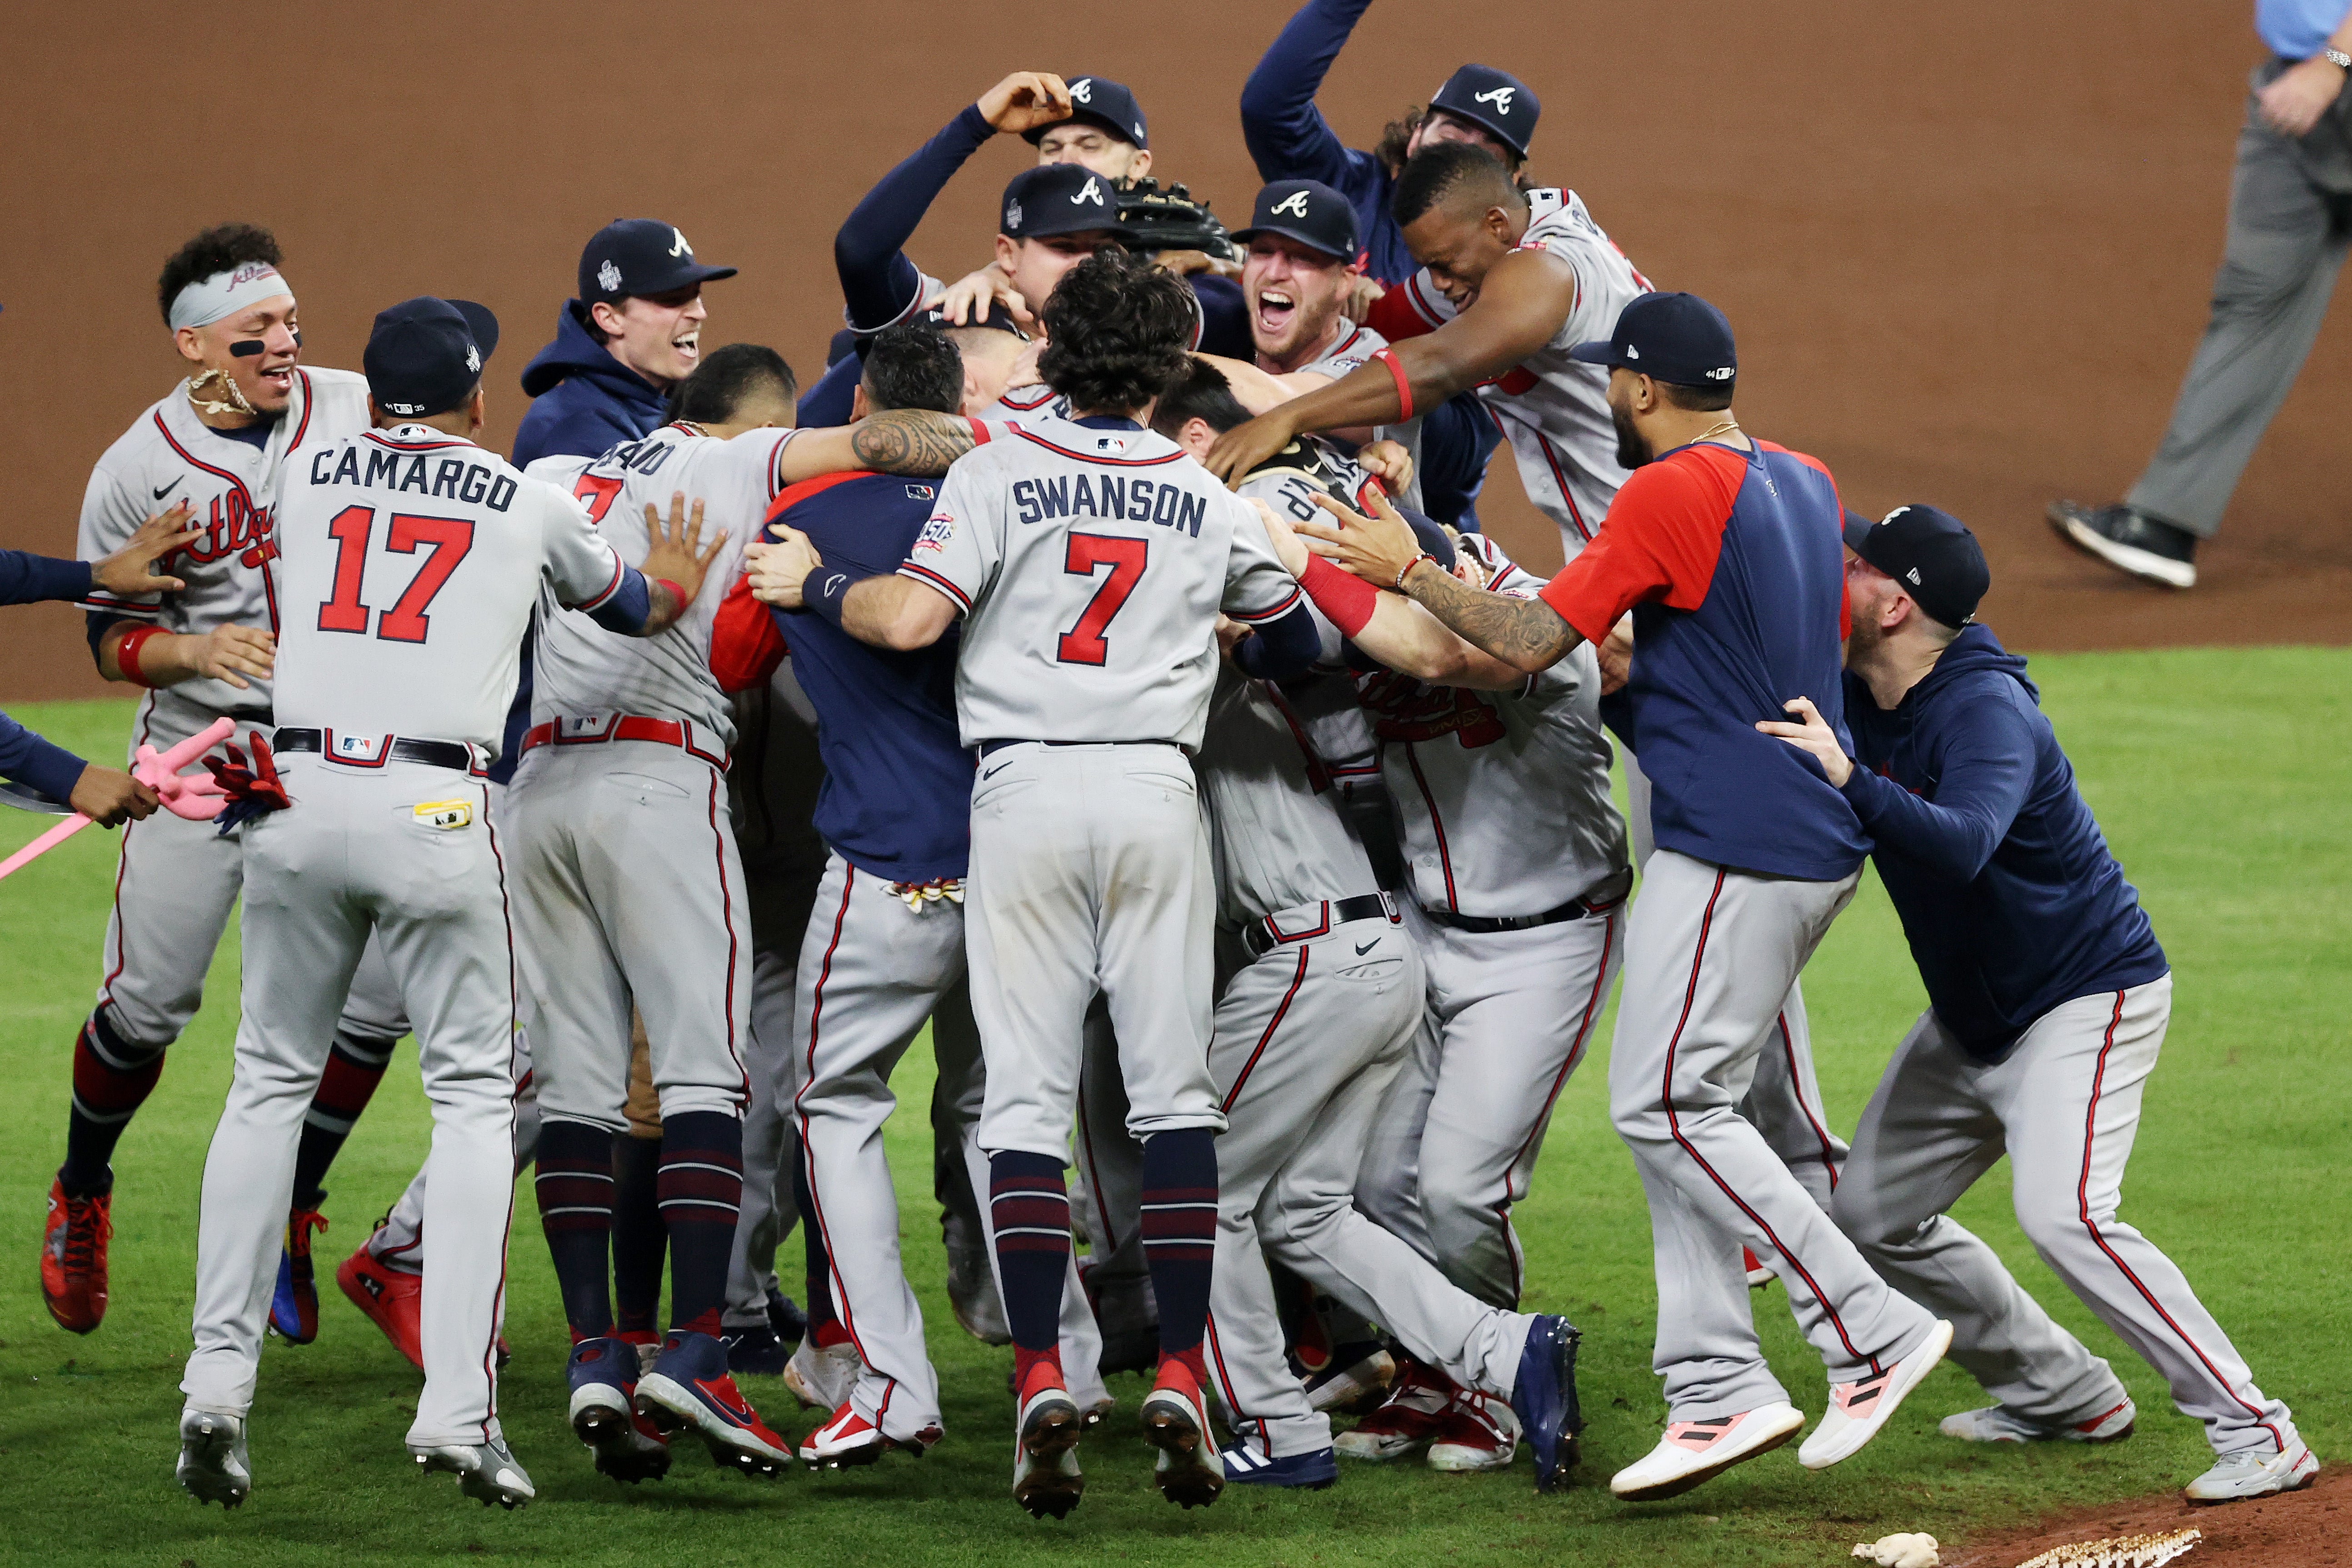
[1947,1464,2347,1567]
[5,0,2348,704]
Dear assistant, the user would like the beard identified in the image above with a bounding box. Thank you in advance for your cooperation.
[1611,399,1652,471]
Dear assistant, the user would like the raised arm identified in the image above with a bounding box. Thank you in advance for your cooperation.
[1239,0,1379,190]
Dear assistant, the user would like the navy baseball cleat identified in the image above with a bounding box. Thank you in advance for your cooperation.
[568,1335,672,1483]
[634,1329,794,1478]
[267,1204,328,1344]
[722,1323,789,1378]
[176,1407,251,1508]
[1220,1438,1338,1489]
[1508,1314,1583,1493]
[766,1286,807,1347]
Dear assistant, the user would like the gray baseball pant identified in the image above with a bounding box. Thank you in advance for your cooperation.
[1831,977,2301,1458]
[2128,61,2352,538]
[1610,850,1940,1420]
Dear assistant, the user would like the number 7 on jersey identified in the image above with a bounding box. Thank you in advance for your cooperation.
[1057,533,1147,667]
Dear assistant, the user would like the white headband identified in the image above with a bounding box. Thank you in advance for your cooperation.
[168,262,295,333]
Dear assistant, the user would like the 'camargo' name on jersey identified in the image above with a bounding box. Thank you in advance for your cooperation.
[1012,473,1206,536]
[310,444,519,511]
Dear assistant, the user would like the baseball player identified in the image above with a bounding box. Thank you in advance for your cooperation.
[715,323,1114,1470]
[175,296,714,1510]
[1762,506,2317,1505]
[47,224,413,1338]
[510,340,988,1483]
[803,249,1319,1517]
[1285,289,1956,1499]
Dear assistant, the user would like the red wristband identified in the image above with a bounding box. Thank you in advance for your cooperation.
[654,578,687,609]
[1372,347,1414,423]
[115,624,166,688]
[1299,553,1378,638]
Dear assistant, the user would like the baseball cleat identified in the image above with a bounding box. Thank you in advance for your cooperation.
[799,1399,941,1470]
[1743,1246,1773,1289]
[176,1407,251,1508]
[621,1329,661,1377]
[721,1324,789,1378]
[1011,1366,1086,1519]
[1334,1358,1452,1460]
[1220,1438,1337,1489]
[335,1243,424,1370]
[1611,1402,1807,1501]
[1940,1396,2137,1446]
[40,1179,112,1334]
[1299,1340,1395,1415]
[409,1435,535,1509]
[1140,1360,1224,1509]
[783,1333,864,1411]
[765,1286,808,1347]
[2183,1444,2318,1504]
[567,1336,671,1484]
[634,1329,794,1478]
[1507,1314,1583,1491]
[1427,1389,1520,1474]
[2047,501,2197,588]
[1798,1318,1953,1470]
[268,1204,330,1345]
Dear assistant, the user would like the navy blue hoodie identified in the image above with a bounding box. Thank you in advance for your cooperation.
[1840,625,2167,1061]
[513,301,669,470]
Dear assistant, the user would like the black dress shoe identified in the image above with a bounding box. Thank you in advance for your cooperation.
[2047,501,2197,587]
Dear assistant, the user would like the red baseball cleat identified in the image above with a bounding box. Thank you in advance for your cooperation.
[41,1180,112,1334]
[336,1243,424,1370]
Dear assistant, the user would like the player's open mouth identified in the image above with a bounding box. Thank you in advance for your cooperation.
[673,331,700,362]
[259,368,294,394]
[1254,289,1296,335]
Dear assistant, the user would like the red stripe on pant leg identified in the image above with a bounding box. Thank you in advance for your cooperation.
[95,708,154,1013]
[795,868,870,1360]
[1495,907,1617,1301]
[1202,1311,1268,1456]
[707,772,748,1103]
[1780,1011,1841,1192]
[1658,871,1883,1375]
[1218,948,1310,1114]
[2075,991,2287,1455]
[482,789,520,1438]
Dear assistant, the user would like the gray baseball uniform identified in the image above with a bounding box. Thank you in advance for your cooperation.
[901,414,1303,1159]
[185,421,630,1448]
[74,371,406,1057]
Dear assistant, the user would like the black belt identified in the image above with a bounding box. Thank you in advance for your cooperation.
[1242,894,1399,958]
[976,738,1185,759]
[1415,868,1634,934]
[273,728,480,773]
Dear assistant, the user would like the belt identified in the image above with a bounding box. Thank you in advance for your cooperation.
[273,728,484,775]
[1241,893,1399,959]
[520,714,729,769]
[976,738,1186,759]
[1415,867,1634,934]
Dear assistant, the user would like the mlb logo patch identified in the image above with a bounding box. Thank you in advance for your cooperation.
[904,483,936,501]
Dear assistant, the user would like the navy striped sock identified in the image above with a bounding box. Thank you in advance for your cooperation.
[60,1010,166,1196]
[612,1134,667,1336]
[989,1151,1071,1382]
[659,1112,744,1339]
[534,1118,616,1340]
[292,1030,398,1210]
[1142,1128,1218,1373]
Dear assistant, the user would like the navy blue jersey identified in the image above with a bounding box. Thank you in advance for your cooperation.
[767,471,972,883]
[1842,626,2168,1060]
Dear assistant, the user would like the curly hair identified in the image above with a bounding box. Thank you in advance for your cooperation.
[157,223,282,327]
[1373,106,1427,177]
[1037,248,1195,416]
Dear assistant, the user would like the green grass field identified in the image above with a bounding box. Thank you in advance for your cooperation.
[1,647,2344,1567]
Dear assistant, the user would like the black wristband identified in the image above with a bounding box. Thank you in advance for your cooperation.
[803,563,864,628]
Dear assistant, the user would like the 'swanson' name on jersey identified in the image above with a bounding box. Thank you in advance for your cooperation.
[309,445,519,511]
[1011,473,1206,536]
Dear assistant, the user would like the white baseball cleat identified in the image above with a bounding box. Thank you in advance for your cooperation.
[2183,1444,2318,1504]
[408,1435,535,1509]
[783,1335,863,1412]
[1425,1389,1520,1474]
[1611,1402,1807,1500]
[1303,1343,1395,1414]
[1334,1359,1453,1460]
[1139,1362,1225,1510]
[1940,1395,2136,1446]
[176,1407,251,1508]
[1010,1373,1085,1520]
[1798,1319,1953,1470]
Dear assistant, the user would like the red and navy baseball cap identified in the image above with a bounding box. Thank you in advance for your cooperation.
[1569,292,1737,389]
[364,296,499,419]
[1232,180,1360,262]
[1022,74,1149,149]
[1843,504,1990,628]
[579,219,737,306]
[1001,164,1138,243]
[1429,65,1540,158]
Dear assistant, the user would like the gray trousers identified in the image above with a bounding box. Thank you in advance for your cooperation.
[1831,978,2301,1459]
[2129,60,2352,538]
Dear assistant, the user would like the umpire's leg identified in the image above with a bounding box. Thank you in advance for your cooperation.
[2127,67,2352,538]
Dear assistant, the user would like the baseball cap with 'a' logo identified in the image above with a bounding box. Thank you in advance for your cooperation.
[1429,64,1541,157]
[1231,179,1359,261]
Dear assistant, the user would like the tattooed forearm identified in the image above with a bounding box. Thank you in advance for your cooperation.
[850,411,977,476]
[1404,562,1582,672]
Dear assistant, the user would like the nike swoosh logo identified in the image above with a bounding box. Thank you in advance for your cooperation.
[1354,939,1379,956]
[153,478,182,500]
[981,761,1012,780]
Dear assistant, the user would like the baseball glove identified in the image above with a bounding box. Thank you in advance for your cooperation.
[1116,179,1236,263]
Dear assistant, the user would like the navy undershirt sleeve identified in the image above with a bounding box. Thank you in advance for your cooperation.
[1839,691,2039,882]
[836,103,994,334]
[1,550,93,607]
[796,353,861,428]
[0,710,87,804]
[1233,601,1322,682]
[1239,0,1381,200]
[586,566,654,636]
